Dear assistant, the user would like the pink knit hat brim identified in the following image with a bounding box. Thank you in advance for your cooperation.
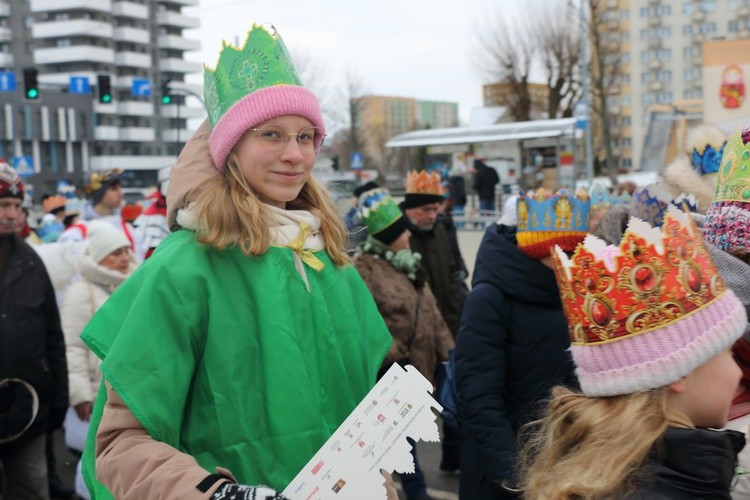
[208,85,325,169]
[572,290,747,397]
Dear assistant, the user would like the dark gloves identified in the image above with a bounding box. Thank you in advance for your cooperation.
[210,482,289,500]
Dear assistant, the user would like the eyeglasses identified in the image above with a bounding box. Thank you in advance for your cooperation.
[249,124,325,154]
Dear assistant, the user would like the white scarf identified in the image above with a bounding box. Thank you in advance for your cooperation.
[176,203,325,291]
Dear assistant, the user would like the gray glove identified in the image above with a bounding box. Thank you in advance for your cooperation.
[210,482,289,500]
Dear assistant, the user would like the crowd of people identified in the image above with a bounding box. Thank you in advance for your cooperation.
[1,22,750,500]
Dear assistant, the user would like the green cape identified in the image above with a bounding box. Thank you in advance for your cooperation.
[81,230,391,498]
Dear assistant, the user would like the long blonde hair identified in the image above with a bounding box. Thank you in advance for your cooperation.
[515,386,677,499]
[192,152,349,266]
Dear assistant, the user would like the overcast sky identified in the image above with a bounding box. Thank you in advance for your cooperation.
[183,0,516,127]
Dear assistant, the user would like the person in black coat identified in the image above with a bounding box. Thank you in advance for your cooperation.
[0,162,69,499]
[472,159,499,215]
[454,222,576,499]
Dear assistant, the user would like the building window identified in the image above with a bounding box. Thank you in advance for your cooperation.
[622,138,632,147]
[622,116,632,127]
[729,20,739,32]
[621,95,631,106]
[699,23,717,34]
[642,94,655,106]
[639,7,650,17]
[699,0,717,12]
[683,2,694,14]
[656,5,672,15]
[683,25,693,36]
[24,16,34,29]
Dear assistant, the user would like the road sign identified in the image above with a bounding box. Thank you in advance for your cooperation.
[0,72,16,92]
[12,156,34,177]
[350,152,364,170]
[574,102,588,130]
[69,76,91,95]
[131,78,151,97]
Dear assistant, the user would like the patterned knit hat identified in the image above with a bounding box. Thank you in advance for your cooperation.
[0,159,24,199]
[204,24,325,169]
[402,170,444,209]
[358,188,407,245]
[84,168,122,205]
[516,188,590,260]
[704,125,750,262]
[552,206,746,396]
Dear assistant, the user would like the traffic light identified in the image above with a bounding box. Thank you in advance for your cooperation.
[97,75,112,103]
[161,79,173,105]
[22,68,39,100]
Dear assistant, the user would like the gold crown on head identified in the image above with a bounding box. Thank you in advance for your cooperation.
[406,170,442,195]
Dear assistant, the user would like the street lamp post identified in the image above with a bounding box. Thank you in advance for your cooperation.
[580,0,594,184]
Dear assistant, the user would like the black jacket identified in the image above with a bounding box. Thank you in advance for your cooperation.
[472,161,500,201]
[455,224,575,499]
[0,235,68,443]
[449,175,467,207]
[407,221,466,336]
[627,427,745,499]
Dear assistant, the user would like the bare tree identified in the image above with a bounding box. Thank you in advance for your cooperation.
[588,0,620,182]
[474,9,535,121]
[474,1,582,121]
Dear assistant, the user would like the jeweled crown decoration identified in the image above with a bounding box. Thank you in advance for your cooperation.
[358,188,403,235]
[552,206,726,345]
[589,184,610,211]
[406,170,442,195]
[713,125,750,203]
[203,24,303,128]
[629,184,697,227]
[516,188,591,233]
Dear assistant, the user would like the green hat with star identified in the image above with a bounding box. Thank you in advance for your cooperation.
[358,188,408,245]
[203,23,325,170]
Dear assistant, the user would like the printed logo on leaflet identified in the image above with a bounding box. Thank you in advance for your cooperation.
[311,461,324,475]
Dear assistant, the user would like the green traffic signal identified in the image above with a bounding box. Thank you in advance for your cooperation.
[162,95,172,105]
[26,89,38,99]
[101,94,111,103]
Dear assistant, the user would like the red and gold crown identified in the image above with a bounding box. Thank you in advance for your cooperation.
[552,206,727,345]
[406,170,442,195]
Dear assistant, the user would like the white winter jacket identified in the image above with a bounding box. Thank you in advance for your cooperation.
[61,251,137,406]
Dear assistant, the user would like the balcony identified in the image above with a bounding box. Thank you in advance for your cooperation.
[114,50,151,68]
[157,34,200,51]
[740,6,750,16]
[113,26,150,45]
[0,53,13,66]
[648,16,660,27]
[693,34,705,44]
[0,2,10,16]
[112,1,149,19]
[119,126,155,142]
[648,59,662,70]
[160,105,205,119]
[117,101,154,116]
[692,11,705,22]
[156,11,199,29]
[30,0,111,12]
[0,27,10,42]
[95,125,119,141]
[648,37,661,48]
[159,57,202,74]
[649,81,663,92]
[162,128,192,142]
[35,45,115,65]
[159,0,199,5]
[33,19,113,39]
[693,79,703,88]
[607,20,619,30]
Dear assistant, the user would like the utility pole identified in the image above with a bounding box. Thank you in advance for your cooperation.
[580,0,594,184]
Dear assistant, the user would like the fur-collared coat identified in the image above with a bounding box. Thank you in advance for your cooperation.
[662,156,716,214]
[354,253,454,384]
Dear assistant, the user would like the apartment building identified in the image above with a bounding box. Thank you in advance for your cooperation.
[599,0,748,171]
[0,0,202,195]
[353,95,459,171]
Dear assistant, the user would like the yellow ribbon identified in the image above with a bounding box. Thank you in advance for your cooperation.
[284,221,325,272]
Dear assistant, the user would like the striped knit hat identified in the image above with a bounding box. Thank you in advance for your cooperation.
[516,188,590,260]
[552,206,746,396]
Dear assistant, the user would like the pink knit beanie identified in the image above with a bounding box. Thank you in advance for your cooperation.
[552,205,746,396]
[203,24,325,169]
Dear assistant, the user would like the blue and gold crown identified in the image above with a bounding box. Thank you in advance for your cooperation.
[629,184,697,227]
[516,188,591,259]
[589,184,610,212]
[687,124,727,177]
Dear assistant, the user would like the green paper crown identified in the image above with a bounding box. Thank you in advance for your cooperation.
[358,189,403,235]
[713,126,750,203]
[203,24,303,128]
